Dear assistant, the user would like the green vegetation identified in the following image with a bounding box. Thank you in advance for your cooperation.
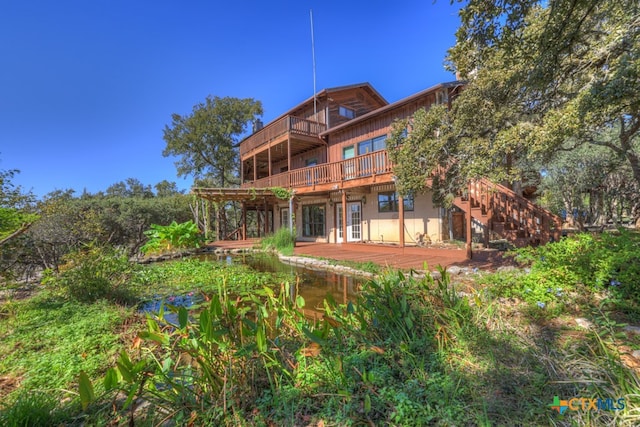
[389,0,640,224]
[140,220,203,255]
[260,227,296,256]
[0,292,133,399]
[42,244,136,304]
[481,230,640,318]
[269,186,293,200]
[3,234,640,425]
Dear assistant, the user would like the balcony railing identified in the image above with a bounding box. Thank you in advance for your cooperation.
[242,150,392,190]
[240,115,327,156]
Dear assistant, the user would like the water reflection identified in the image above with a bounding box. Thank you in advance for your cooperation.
[207,254,364,318]
[139,292,202,325]
[140,254,364,322]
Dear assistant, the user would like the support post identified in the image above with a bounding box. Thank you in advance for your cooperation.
[398,194,405,248]
[466,181,473,259]
[289,192,295,247]
[268,146,272,183]
[287,136,292,173]
[341,191,347,244]
[264,198,268,236]
[253,156,257,182]
[242,203,247,240]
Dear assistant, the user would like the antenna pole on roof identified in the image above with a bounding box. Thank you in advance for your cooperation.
[310,9,317,117]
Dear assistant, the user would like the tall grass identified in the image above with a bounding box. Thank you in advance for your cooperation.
[260,227,296,256]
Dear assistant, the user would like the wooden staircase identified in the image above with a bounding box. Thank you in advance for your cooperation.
[453,178,563,247]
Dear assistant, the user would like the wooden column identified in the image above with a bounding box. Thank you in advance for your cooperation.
[485,192,493,248]
[264,198,269,236]
[398,194,405,248]
[253,156,257,182]
[287,136,292,173]
[268,146,272,183]
[241,203,247,240]
[341,191,347,244]
[256,206,261,238]
[466,181,473,259]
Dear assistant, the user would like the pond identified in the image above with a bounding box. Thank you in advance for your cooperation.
[240,254,363,315]
[140,254,365,322]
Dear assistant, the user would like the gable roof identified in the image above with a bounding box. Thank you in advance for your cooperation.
[270,82,388,123]
[320,80,464,136]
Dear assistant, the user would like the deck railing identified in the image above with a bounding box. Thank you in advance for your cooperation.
[239,151,561,245]
[240,115,327,156]
[467,178,563,243]
[241,150,392,189]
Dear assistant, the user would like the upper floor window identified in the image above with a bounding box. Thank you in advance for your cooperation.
[343,145,355,160]
[339,105,355,119]
[435,90,449,105]
[358,135,387,155]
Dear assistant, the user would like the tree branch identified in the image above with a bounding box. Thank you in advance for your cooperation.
[0,222,33,246]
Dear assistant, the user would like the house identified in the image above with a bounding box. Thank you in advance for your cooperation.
[193,81,562,252]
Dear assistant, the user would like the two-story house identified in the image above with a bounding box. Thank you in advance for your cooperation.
[194,81,561,249]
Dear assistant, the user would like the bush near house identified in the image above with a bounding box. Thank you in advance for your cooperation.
[140,220,203,255]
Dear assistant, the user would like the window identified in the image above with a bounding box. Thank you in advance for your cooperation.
[302,204,325,237]
[305,158,317,167]
[339,105,355,119]
[372,135,387,151]
[358,140,372,155]
[436,90,449,105]
[343,145,356,179]
[378,192,414,213]
[358,135,387,155]
[280,208,290,228]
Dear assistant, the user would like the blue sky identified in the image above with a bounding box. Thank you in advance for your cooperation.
[1,1,462,199]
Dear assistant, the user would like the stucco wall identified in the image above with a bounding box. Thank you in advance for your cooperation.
[362,191,441,244]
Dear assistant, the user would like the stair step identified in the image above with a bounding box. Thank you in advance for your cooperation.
[438,173,563,247]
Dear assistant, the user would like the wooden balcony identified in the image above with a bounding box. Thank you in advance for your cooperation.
[241,150,393,193]
[240,115,327,157]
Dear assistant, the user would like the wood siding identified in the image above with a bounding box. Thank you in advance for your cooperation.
[328,92,437,162]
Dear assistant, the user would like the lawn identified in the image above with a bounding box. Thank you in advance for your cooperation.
[1,233,639,426]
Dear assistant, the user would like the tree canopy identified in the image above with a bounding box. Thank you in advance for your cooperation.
[0,168,38,245]
[390,0,640,219]
[162,96,263,187]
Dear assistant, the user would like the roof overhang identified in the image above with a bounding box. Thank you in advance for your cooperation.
[192,187,283,205]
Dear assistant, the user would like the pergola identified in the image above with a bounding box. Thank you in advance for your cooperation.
[191,187,286,240]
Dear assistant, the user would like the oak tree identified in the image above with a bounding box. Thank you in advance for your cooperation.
[162,96,263,187]
[391,0,640,220]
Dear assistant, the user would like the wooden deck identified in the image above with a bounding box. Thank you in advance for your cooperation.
[208,240,511,271]
[240,150,393,194]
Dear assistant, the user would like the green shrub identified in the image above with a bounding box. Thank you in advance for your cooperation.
[42,244,135,303]
[594,230,640,302]
[502,230,640,312]
[140,220,203,255]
